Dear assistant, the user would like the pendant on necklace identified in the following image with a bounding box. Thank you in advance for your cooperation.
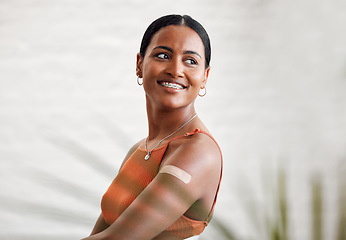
[145,152,151,160]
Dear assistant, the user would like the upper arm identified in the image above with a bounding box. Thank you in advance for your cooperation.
[99,135,221,240]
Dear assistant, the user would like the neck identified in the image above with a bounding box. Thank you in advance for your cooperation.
[146,101,197,140]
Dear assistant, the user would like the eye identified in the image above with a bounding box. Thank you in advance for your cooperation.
[156,53,169,59]
[185,58,197,65]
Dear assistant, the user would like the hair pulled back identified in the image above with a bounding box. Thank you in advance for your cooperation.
[139,14,211,69]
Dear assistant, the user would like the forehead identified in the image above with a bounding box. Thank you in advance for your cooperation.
[148,25,205,56]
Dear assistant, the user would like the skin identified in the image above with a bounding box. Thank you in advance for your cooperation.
[82,25,221,240]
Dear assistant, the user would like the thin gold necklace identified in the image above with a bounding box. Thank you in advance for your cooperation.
[144,114,197,160]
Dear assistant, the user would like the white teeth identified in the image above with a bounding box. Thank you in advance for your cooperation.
[160,82,184,89]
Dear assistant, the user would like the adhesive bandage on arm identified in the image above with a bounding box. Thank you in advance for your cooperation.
[159,165,192,184]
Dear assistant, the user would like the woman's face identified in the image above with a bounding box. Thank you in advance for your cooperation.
[137,25,210,110]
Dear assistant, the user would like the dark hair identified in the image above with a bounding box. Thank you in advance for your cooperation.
[139,14,211,69]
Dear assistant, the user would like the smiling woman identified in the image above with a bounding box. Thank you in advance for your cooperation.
[138,24,209,110]
[82,14,222,240]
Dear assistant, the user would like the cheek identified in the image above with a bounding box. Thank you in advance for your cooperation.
[143,60,162,78]
[189,71,206,86]
[142,62,161,91]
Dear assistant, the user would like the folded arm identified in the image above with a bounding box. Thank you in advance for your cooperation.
[83,135,221,240]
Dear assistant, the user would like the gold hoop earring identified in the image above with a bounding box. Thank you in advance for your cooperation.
[198,87,206,97]
[137,76,143,86]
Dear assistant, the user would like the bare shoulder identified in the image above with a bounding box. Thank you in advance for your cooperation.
[172,131,220,164]
[163,131,222,181]
[119,139,144,169]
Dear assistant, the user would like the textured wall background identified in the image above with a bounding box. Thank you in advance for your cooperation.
[1,0,345,239]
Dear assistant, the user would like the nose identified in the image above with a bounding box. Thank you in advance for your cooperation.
[166,58,184,78]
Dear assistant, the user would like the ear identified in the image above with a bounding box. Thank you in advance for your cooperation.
[136,53,143,78]
[201,66,210,88]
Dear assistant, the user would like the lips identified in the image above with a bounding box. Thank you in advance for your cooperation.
[157,80,187,90]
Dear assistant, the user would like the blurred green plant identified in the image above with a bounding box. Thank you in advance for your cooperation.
[209,217,238,240]
[211,163,346,240]
[311,175,323,240]
[336,163,346,240]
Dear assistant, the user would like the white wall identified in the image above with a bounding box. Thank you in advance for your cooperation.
[1,0,345,239]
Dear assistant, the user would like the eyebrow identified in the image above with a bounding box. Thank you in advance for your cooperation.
[153,46,202,59]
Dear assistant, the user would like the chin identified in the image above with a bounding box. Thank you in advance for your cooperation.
[159,98,194,110]
[146,91,195,110]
